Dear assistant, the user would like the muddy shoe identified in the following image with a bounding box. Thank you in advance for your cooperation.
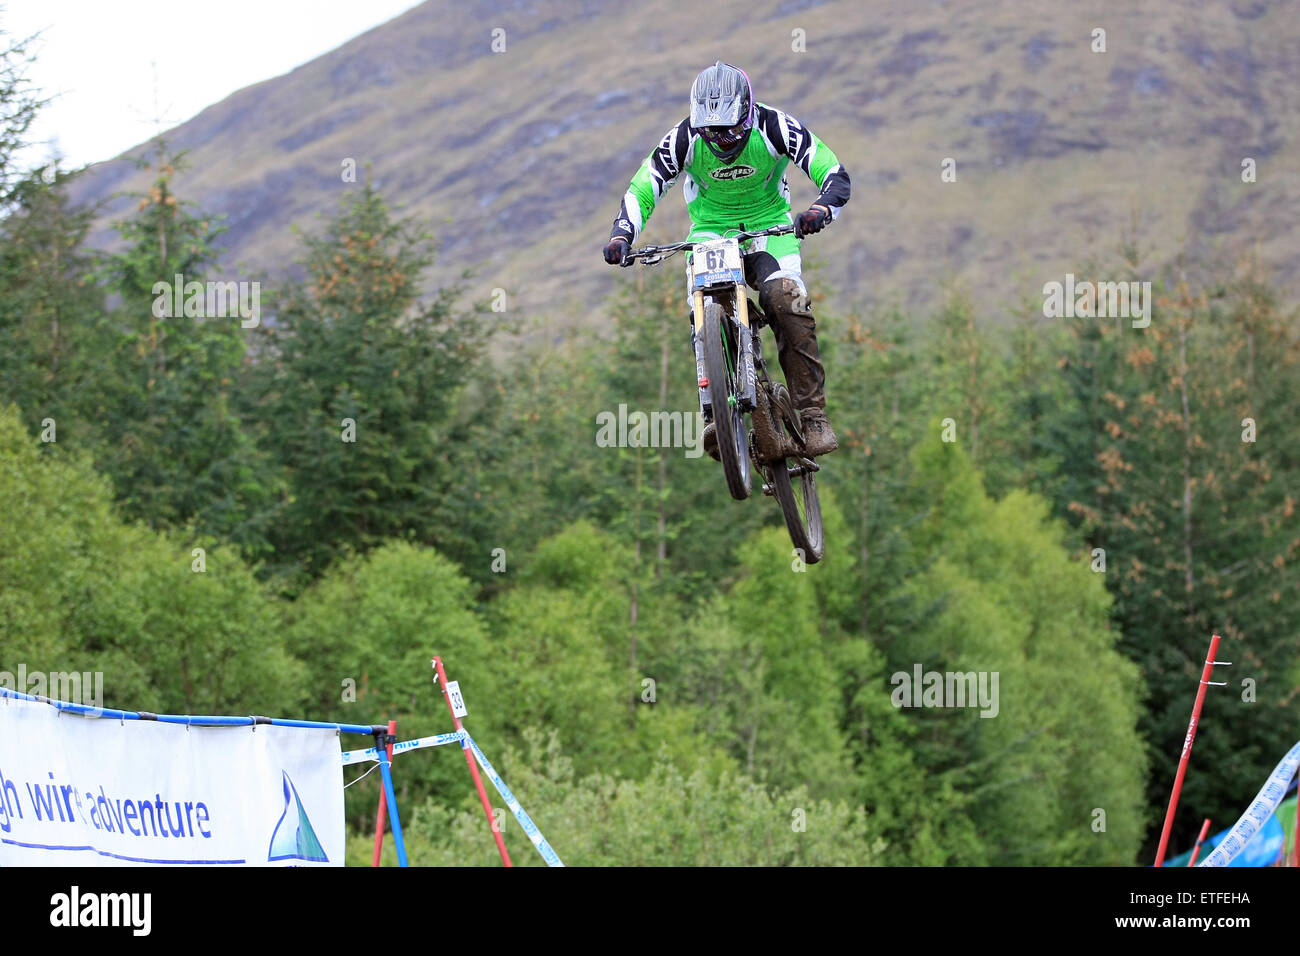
[799,409,838,457]
[702,421,721,461]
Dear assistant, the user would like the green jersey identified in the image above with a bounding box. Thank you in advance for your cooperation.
[610,103,851,242]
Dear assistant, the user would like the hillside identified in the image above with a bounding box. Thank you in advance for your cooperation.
[66,0,1300,326]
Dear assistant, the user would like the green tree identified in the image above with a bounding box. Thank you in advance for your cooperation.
[0,27,43,203]
[89,140,276,555]
[252,179,485,582]
[0,404,303,715]
[0,164,102,439]
[283,539,497,827]
[884,432,1148,864]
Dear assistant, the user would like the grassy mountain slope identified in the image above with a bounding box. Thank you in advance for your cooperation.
[67,0,1300,326]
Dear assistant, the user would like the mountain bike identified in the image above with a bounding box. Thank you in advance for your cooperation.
[622,223,825,563]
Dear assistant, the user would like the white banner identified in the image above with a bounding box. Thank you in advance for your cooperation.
[0,697,344,866]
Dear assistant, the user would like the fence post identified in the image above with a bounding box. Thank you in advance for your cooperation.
[373,725,408,867]
[433,656,512,867]
[371,719,397,866]
[1187,818,1212,867]
[1154,634,1228,867]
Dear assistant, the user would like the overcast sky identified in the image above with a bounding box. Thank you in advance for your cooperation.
[4,0,425,170]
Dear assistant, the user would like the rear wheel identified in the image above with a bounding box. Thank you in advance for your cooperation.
[701,302,751,500]
[765,383,824,562]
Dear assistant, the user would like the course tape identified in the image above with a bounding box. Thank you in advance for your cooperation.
[341,730,466,766]
[1199,739,1300,867]
[340,729,563,867]
[463,733,564,867]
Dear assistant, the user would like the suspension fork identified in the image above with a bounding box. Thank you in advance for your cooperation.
[733,284,758,412]
[692,283,758,418]
[692,289,711,421]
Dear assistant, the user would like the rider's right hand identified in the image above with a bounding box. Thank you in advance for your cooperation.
[603,238,630,266]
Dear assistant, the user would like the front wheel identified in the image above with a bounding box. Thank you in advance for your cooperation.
[701,302,751,500]
[765,383,824,562]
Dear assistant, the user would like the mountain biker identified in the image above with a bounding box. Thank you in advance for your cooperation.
[602,60,850,458]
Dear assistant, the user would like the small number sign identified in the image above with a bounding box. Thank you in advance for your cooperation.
[446,680,468,718]
[691,238,741,278]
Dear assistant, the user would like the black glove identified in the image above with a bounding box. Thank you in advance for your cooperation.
[603,238,630,266]
[794,206,830,239]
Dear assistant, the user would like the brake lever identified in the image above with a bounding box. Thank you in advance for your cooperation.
[622,252,663,267]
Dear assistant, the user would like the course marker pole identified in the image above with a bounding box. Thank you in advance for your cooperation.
[433,656,512,867]
[1187,818,1212,867]
[371,719,397,867]
[373,726,408,867]
[1154,634,1229,867]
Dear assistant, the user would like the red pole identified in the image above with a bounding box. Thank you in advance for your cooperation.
[433,656,512,867]
[1154,634,1220,868]
[371,719,397,867]
[1187,818,1212,867]
[1293,772,1300,867]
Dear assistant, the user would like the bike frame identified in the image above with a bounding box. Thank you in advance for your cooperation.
[623,224,793,425]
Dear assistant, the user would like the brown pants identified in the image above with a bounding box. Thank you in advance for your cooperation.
[759,277,826,412]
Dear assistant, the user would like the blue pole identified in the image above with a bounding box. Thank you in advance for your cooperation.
[375,731,409,867]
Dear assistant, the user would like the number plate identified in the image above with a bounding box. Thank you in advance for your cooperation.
[446,680,468,718]
[691,238,744,289]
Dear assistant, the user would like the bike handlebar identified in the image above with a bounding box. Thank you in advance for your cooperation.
[620,223,797,267]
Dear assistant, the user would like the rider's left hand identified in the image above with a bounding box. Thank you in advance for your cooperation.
[794,205,830,239]
[603,238,630,265]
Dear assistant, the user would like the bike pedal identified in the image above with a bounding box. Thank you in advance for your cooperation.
[762,483,775,497]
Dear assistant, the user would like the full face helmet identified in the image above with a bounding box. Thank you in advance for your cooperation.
[690,60,754,163]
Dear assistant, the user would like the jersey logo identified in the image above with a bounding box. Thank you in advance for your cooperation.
[710,164,756,181]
